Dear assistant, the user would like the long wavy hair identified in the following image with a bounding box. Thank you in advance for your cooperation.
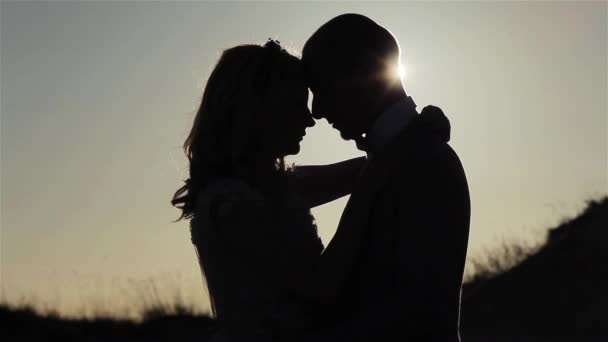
[171,41,300,222]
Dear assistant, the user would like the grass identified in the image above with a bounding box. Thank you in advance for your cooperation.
[2,195,607,341]
[460,196,608,341]
[1,301,216,341]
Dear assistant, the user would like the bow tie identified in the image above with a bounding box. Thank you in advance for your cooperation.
[418,105,451,143]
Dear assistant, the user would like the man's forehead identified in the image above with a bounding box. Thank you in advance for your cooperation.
[302,58,337,87]
[301,61,320,89]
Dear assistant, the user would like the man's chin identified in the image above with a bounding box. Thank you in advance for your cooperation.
[339,130,357,141]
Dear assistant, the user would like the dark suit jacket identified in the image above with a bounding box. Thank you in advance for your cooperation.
[324,114,471,342]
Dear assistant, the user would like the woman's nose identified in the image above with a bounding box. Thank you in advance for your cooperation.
[305,114,316,128]
[311,97,325,120]
[311,109,323,120]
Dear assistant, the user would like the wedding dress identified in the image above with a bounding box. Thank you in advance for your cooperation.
[190,178,324,341]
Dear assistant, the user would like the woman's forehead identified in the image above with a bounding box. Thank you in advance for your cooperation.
[276,60,306,85]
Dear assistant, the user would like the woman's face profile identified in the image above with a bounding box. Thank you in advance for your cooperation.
[268,75,315,157]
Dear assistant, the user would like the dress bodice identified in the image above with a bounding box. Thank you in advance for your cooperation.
[190,178,323,338]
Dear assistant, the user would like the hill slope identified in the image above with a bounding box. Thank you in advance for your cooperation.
[461,197,608,341]
[3,197,606,341]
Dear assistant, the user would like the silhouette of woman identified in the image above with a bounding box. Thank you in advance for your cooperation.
[171,40,367,341]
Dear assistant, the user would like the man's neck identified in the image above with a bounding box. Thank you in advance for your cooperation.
[363,87,408,134]
[364,95,418,153]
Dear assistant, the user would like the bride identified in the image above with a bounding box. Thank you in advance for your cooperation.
[171,40,367,341]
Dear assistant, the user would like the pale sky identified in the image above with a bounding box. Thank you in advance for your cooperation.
[1,1,606,317]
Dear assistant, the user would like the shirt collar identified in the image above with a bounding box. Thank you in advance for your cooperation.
[365,96,418,153]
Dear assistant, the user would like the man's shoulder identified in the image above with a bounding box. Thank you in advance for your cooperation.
[381,140,466,197]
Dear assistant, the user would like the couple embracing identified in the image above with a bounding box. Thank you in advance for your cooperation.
[172,14,471,342]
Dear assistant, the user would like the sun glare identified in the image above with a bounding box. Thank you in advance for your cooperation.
[398,63,406,81]
[388,62,407,83]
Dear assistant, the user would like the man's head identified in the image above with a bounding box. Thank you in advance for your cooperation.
[302,14,406,140]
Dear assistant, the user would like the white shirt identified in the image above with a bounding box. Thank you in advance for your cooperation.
[365,95,419,154]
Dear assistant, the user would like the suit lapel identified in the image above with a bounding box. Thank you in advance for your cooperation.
[336,117,426,241]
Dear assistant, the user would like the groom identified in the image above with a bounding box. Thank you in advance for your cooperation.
[301,14,471,341]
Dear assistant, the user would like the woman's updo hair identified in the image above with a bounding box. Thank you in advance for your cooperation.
[171,39,302,221]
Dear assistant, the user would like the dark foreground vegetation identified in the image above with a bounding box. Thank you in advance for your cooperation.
[1,305,216,342]
[3,197,607,341]
[461,197,608,342]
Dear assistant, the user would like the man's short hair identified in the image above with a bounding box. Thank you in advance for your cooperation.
[303,13,400,77]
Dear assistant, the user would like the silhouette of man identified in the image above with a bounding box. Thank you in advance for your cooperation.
[300,14,471,341]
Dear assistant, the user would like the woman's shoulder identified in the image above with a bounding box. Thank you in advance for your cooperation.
[195,178,268,222]
[190,178,269,244]
[202,178,263,201]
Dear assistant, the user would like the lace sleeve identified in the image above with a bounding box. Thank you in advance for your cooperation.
[189,179,269,316]
[190,179,264,243]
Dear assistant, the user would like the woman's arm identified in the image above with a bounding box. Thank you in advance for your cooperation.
[289,156,367,208]
[213,179,371,309]
[295,184,376,308]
